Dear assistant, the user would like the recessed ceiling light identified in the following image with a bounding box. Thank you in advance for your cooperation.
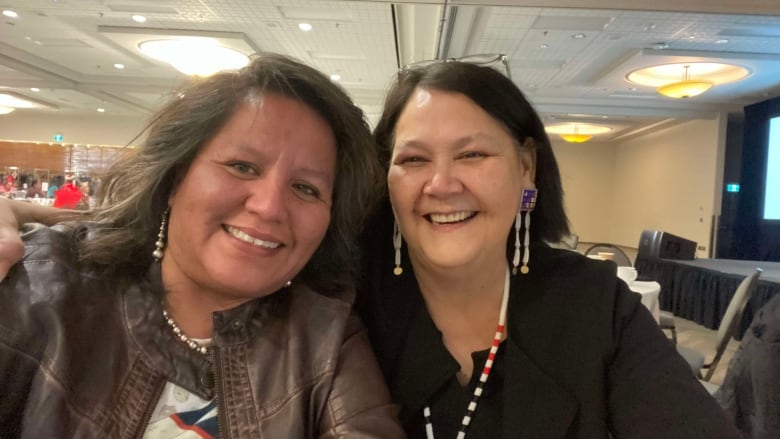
[30,87,40,92]
[114,63,125,69]
[0,107,15,115]
[298,23,313,32]
[688,35,696,40]
[329,74,341,81]
[572,33,586,39]
[715,39,729,44]
[132,15,147,23]
[97,108,105,113]
[540,43,549,49]
[629,87,639,91]
[139,38,250,76]
[2,10,18,18]
[0,92,41,108]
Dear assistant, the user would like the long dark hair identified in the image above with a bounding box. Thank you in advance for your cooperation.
[82,53,382,295]
[373,61,570,243]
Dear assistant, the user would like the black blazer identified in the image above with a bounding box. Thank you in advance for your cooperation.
[356,202,741,438]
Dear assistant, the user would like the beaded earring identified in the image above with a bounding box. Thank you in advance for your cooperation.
[512,188,537,275]
[393,221,403,276]
[152,207,170,263]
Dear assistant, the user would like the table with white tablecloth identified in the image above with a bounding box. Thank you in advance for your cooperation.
[628,280,661,324]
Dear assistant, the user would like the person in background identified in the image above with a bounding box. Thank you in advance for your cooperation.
[52,173,82,208]
[5,170,17,189]
[0,53,401,437]
[356,60,741,438]
[716,294,780,439]
[77,179,92,209]
[24,179,46,199]
[47,175,64,198]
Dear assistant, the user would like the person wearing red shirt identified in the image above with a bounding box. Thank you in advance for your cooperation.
[53,176,82,209]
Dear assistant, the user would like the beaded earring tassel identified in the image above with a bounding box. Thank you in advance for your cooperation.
[512,189,537,275]
[152,207,170,262]
[393,221,403,275]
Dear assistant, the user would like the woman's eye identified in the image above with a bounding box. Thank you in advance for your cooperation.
[228,162,257,175]
[293,183,321,199]
[459,151,486,159]
[396,155,427,165]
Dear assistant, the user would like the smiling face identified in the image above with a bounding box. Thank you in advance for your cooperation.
[388,88,535,272]
[162,93,336,305]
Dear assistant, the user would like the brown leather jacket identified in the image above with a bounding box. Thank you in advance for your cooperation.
[0,223,403,438]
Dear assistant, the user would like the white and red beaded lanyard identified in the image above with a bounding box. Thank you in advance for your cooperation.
[423,267,510,439]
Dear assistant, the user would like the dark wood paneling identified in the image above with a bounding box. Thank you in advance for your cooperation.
[1,141,123,181]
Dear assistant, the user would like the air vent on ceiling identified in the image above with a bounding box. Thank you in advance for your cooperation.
[36,38,92,48]
[531,16,613,31]
[107,4,179,14]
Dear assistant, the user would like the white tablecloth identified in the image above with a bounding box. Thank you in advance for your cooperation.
[628,280,661,324]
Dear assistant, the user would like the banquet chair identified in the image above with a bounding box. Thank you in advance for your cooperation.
[676,268,762,381]
[583,243,632,267]
[659,311,678,344]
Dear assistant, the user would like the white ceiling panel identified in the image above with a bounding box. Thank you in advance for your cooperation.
[2,0,780,142]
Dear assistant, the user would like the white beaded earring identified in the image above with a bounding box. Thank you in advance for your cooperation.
[152,207,170,262]
[393,221,403,276]
[512,189,537,275]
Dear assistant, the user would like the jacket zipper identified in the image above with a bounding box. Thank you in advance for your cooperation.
[213,347,229,439]
[132,374,166,439]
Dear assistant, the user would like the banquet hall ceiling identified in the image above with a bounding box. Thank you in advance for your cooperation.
[2,0,780,142]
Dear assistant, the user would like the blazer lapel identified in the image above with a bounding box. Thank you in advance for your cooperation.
[503,337,578,438]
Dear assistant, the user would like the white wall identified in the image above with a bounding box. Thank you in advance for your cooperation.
[552,115,726,256]
[0,111,147,146]
[552,139,616,243]
[610,116,727,257]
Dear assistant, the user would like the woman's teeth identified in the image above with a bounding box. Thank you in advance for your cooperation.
[428,212,475,224]
[225,226,280,249]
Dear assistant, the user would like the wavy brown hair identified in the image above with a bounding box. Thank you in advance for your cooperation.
[83,53,382,295]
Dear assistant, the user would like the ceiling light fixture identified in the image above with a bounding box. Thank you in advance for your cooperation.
[138,38,249,76]
[329,73,341,81]
[113,63,125,69]
[30,87,40,92]
[656,65,713,98]
[560,133,592,143]
[2,10,18,18]
[97,108,105,113]
[0,107,16,115]
[560,125,592,143]
[546,123,611,143]
[628,62,749,97]
[572,33,586,39]
[298,23,313,31]
[132,15,147,23]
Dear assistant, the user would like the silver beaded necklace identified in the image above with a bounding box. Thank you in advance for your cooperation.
[162,308,210,355]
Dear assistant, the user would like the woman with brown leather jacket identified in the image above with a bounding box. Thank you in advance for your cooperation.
[0,54,402,438]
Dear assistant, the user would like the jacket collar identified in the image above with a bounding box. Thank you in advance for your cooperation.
[122,263,286,399]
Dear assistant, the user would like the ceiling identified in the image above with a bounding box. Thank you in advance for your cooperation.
[2,0,780,142]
